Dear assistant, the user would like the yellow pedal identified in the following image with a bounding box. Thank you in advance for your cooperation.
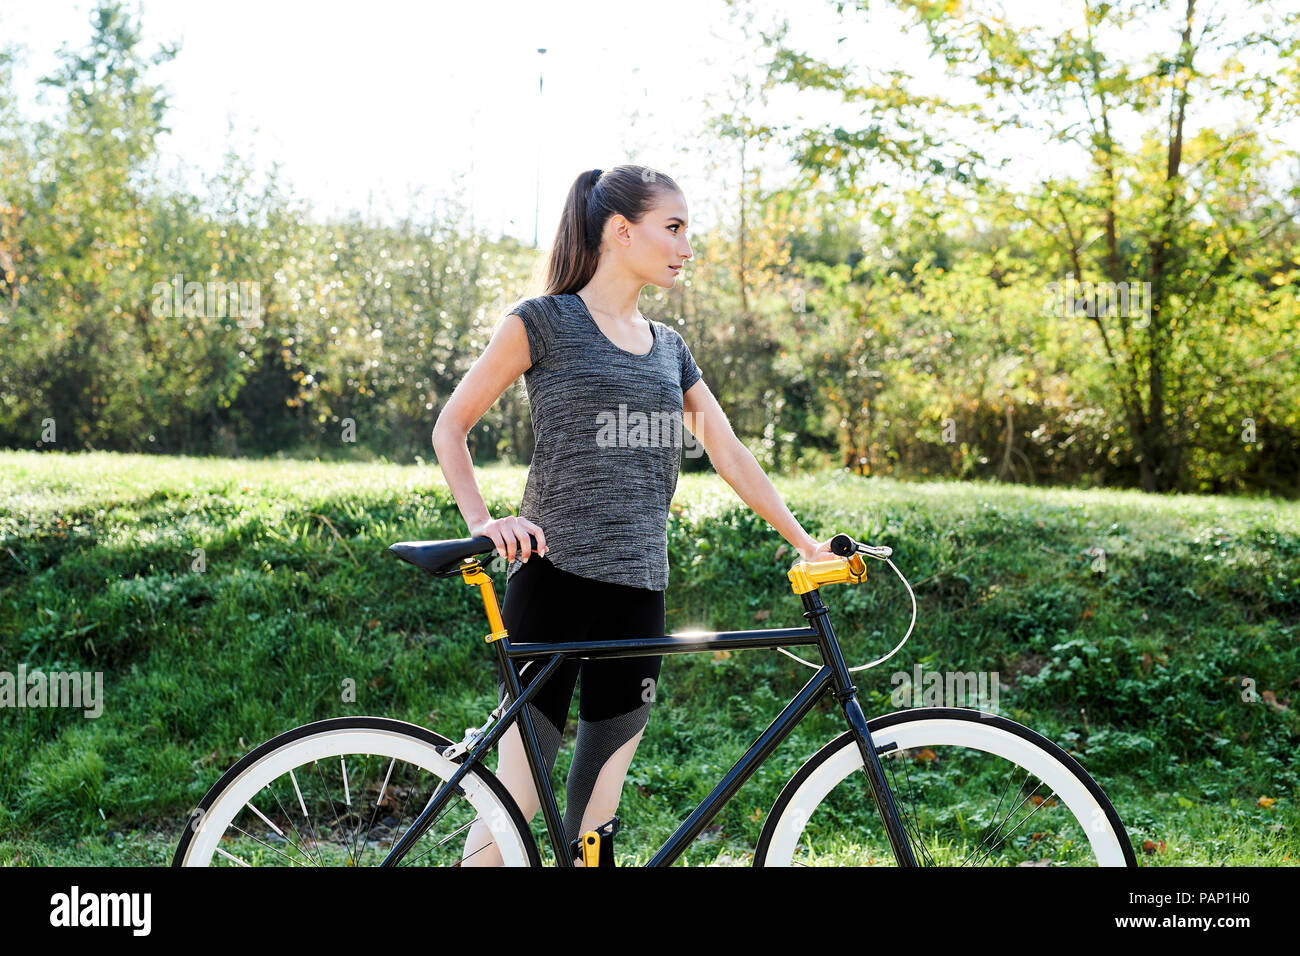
[580,830,601,867]
[571,816,619,866]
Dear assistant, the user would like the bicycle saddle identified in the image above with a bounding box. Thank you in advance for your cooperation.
[388,533,542,576]
[388,537,494,575]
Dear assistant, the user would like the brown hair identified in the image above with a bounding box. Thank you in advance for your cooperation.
[526,164,682,297]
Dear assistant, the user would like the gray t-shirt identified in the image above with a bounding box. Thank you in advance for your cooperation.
[503,292,703,591]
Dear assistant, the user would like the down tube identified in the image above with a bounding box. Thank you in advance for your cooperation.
[647,666,834,867]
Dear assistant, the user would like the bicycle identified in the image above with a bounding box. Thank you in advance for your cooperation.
[172,532,1137,866]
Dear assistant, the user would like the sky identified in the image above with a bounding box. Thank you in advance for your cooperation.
[3,0,1293,243]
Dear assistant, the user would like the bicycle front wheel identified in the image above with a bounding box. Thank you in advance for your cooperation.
[173,716,541,866]
[755,708,1135,866]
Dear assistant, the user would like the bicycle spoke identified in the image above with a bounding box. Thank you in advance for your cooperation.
[433,817,475,849]
[352,758,396,863]
[245,799,284,840]
[967,784,1058,867]
[889,750,937,866]
[449,831,502,867]
[959,771,1042,866]
[394,786,471,866]
[226,820,310,866]
[345,754,380,864]
[311,758,352,864]
[955,765,1029,866]
[287,769,329,866]
[380,775,427,865]
[259,779,324,866]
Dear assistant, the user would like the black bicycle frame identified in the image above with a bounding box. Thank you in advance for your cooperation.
[381,587,917,867]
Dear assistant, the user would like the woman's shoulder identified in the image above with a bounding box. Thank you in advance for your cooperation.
[506,294,576,338]
[507,293,568,318]
[652,318,690,349]
[507,294,574,367]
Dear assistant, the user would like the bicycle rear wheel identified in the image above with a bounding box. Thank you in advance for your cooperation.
[755,708,1135,866]
[173,716,540,867]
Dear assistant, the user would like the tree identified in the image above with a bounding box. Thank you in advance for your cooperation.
[760,0,1300,491]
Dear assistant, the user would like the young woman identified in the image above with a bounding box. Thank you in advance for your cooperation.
[431,164,836,865]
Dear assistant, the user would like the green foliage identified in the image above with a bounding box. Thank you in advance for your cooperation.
[1,452,1297,864]
[1,2,1298,496]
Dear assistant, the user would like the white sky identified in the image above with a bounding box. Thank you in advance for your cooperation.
[3,0,1293,242]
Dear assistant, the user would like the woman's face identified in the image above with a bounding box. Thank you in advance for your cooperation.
[615,189,692,290]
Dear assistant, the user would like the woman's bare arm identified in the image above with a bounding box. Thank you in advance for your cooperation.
[682,378,832,561]
[431,312,548,563]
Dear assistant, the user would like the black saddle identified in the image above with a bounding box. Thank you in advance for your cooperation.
[388,533,541,576]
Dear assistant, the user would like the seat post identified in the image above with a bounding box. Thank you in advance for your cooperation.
[459,563,509,643]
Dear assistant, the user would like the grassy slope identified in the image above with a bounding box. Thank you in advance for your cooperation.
[1,450,1297,865]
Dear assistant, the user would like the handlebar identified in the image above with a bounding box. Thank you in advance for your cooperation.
[830,533,893,561]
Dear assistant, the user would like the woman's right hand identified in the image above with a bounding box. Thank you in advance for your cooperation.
[469,515,548,564]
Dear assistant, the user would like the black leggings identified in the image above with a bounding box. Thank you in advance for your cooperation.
[496,554,664,846]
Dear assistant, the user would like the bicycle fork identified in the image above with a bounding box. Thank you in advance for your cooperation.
[802,589,918,867]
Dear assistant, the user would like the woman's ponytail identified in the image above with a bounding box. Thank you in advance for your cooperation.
[530,164,680,297]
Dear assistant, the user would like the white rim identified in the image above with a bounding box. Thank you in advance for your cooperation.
[763,716,1128,866]
[182,728,531,866]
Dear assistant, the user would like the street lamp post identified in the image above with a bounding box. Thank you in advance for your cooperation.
[535,47,546,248]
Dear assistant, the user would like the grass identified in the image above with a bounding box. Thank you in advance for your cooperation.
[1,450,1297,865]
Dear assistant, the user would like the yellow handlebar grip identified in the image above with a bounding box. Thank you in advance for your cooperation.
[787,552,869,594]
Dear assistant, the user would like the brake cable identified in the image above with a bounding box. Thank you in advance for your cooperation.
[777,547,918,673]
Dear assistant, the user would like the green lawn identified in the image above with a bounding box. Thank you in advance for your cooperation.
[1,450,1297,865]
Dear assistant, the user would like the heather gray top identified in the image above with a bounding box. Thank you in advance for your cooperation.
[504,292,703,591]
